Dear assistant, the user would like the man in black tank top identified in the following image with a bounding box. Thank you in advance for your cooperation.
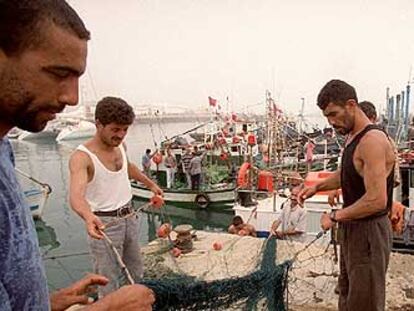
[298,80,395,311]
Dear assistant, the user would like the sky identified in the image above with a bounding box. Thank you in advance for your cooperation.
[70,0,414,124]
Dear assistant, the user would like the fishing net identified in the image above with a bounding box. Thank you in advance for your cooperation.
[89,202,341,310]
[98,201,291,310]
[140,237,291,311]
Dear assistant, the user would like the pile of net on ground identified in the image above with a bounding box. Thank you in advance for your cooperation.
[138,237,292,310]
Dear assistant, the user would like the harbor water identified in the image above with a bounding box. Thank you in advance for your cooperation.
[11,121,233,291]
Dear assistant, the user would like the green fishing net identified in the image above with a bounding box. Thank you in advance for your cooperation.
[128,237,290,310]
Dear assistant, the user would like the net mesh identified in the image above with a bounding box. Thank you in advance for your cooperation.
[139,237,291,310]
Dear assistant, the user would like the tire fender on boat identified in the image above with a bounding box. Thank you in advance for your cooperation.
[195,193,210,209]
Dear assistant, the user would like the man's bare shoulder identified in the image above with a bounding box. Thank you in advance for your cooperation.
[359,129,391,149]
[70,149,92,168]
[356,129,394,163]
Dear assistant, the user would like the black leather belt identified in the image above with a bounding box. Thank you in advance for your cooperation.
[93,205,133,217]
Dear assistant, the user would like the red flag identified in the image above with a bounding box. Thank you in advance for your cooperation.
[208,96,217,107]
[231,112,238,122]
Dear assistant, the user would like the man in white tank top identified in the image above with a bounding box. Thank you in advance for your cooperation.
[69,97,163,297]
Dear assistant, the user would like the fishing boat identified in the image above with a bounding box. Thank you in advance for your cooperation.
[7,128,23,139]
[56,120,95,142]
[131,181,235,209]
[18,120,62,141]
[24,187,51,219]
[233,171,338,241]
[132,120,240,208]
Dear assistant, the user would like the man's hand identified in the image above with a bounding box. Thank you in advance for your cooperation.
[85,214,105,239]
[86,284,155,311]
[320,213,334,231]
[328,190,340,207]
[50,274,109,311]
[275,231,284,239]
[150,184,163,196]
[270,221,279,236]
[298,185,317,205]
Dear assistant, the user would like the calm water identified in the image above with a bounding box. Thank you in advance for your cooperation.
[11,121,233,290]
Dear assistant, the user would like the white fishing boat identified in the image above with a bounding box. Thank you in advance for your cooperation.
[7,128,23,139]
[131,181,235,209]
[18,120,62,141]
[233,171,339,242]
[24,187,50,219]
[56,120,95,142]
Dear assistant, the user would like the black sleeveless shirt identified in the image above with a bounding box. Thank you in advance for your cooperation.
[340,124,394,218]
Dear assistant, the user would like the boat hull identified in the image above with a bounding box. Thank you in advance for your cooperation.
[233,193,334,242]
[131,181,235,208]
[24,188,48,219]
[56,121,96,142]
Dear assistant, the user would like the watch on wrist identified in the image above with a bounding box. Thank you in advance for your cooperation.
[329,210,338,223]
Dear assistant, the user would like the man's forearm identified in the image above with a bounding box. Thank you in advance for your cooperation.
[129,163,158,189]
[335,194,387,221]
[71,198,94,221]
[283,228,303,236]
[315,170,341,192]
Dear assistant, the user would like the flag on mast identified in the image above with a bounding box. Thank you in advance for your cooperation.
[208,96,217,107]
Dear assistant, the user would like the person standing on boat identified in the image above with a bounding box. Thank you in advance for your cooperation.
[69,97,163,297]
[181,147,193,188]
[141,148,156,177]
[0,1,154,310]
[270,186,307,242]
[164,148,177,188]
[189,146,205,190]
[299,80,395,311]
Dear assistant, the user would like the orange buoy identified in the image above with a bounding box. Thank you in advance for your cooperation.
[157,223,172,238]
[212,241,223,251]
[247,134,256,146]
[218,137,226,145]
[152,152,162,165]
[237,162,251,188]
[171,247,182,257]
[232,136,241,144]
[150,195,164,208]
[220,152,228,161]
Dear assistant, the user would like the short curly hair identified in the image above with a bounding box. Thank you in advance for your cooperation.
[359,101,377,121]
[95,97,135,126]
[317,79,358,110]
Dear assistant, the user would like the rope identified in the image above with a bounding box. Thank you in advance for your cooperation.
[15,168,52,194]
[101,231,135,285]
[290,230,327,262]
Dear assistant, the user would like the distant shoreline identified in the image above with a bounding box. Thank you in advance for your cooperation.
[133,113,266,124]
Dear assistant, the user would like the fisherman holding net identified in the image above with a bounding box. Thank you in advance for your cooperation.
[271,186,307,242]
[69,97,163,297]
[299,80,395,311]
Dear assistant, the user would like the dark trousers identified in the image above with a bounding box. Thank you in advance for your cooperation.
[191,174,201,190]
[338,215,392,311]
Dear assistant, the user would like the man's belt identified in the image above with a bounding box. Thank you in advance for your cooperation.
[93,204,133,217]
